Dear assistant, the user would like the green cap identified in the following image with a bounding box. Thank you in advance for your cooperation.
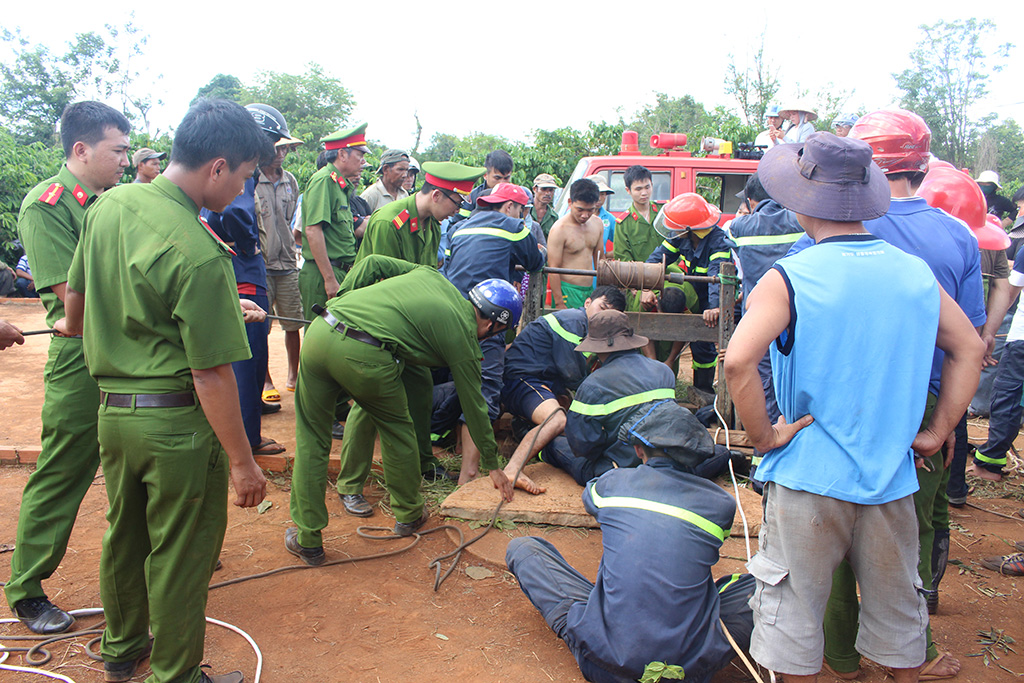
[421,161,486,197]
[322,123,369,153]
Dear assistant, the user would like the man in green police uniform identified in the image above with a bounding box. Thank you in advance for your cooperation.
[298,122,368,320]
[62,99,270,683]
[613,164,661,263]
[6,101,130,635]
[339,161,486,504]
[287,255,517,563]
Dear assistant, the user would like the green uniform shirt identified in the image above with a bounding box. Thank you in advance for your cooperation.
[301,163,356,265]
[613,202,662,262]
[67,175,251,394]
[531,204,558,238]
[333,255,500,468]
[354,194,441,268]
[18,165,97,327]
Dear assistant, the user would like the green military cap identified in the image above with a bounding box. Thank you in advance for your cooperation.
[421,161,486,198]
[322,123,370,153]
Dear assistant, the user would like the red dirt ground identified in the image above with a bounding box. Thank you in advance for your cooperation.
[2,299,1024,682]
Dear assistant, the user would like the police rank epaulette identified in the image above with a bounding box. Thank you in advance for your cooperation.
[392,210,418,233]
[329,171,347,189]
[38,183,64,206]
[72,184,88,207]
[198,216,237,256]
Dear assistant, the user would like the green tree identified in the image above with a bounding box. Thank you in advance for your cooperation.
[724,35,781,127]
[894,19,1013,167]
[191,74,244,105]
[0,19,161,142]
[974,119,1024,199]
[0,129,64,264]
[242,64,355,150]
[628,93,706,153]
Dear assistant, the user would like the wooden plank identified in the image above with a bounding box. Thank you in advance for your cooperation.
[538,308,717,342]
[717,262,737,427]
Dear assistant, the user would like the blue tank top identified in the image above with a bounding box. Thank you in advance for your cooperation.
[760,234,939,504]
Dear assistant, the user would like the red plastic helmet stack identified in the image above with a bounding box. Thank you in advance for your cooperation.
[849,109,931,174]
[917,166,1010,250]
[662,193,721,231]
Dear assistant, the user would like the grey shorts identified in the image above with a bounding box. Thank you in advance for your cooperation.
[748,483,927,676]
[266,271,303,331]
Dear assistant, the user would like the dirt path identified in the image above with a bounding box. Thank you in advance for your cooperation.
[2,299,1024,682]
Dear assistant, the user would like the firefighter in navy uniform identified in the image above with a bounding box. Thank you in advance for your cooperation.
[646,193,734,393]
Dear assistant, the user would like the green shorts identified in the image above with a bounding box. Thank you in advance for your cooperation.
[560,281,594,309]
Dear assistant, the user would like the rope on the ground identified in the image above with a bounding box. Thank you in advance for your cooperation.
[719,618,765,683]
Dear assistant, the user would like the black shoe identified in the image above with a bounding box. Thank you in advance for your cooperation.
[394,510,430,537]
[261,401,281,415]
[13,597,74,635]
[104,640,153,682]
[332,421,345,439]
[200,667,244,683]
[339,493,374,517]
[284,527,325,566]
[423,464,456,482]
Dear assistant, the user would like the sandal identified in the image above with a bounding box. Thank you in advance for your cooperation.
[262,389,281,403]
[253,438,286,455]
[822,661,859,679]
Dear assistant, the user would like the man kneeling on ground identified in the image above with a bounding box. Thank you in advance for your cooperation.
[506,399,755,683]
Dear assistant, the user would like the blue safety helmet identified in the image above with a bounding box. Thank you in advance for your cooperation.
[765,105,782,118]
[469,279,523,328]
[833,112,860,128]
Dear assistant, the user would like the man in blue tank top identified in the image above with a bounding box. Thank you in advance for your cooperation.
[724,133,985,683]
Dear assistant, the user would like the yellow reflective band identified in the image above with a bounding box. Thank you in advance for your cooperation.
[542,314,582,345]
[731,233,804,247]
[458,208,471,217]
[751,455,763,466]
[718,573,741,593]
[569,388,676,416]
[692,359,718,369]
[974,451,1007,465]
[709,251,731,261]
[693,266,709,273]
[453,225,533,241]
[588,482,728,541]
[662,240,680,253]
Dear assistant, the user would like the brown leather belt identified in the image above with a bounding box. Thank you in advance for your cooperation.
[100,392,196,408]
[317,308,384,348]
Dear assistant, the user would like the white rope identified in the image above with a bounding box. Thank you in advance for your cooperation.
[713,393,752,562]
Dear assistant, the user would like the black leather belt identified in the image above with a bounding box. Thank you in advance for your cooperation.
[100,392,196,408]
[315,307,383,348]
[328,258,352,271]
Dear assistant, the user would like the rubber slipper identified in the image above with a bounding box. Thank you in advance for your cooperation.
[262,389,281,403]
[286,386,296,392]
[919,652,959,681]
[822,661,859,679]
[254,438,285,455]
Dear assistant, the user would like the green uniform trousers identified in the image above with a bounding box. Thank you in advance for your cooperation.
[5,337,100,608]
[336,363,438,496]
[298,260,352,420]
[291,320,424,548]
[97,401,227,683]
[823,394,944,672]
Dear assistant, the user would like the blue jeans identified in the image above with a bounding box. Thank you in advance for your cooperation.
[975,339,1024,474]
[970,312,1011,416]
[235,292,269,448]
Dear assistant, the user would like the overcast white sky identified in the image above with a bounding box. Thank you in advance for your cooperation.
[4,1,1021,150]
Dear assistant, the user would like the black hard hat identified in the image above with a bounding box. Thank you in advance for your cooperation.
[246,103,294,143]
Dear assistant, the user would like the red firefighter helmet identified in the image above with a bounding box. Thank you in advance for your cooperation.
[849,109,931,175]
[979,214,1012,251]
[917,166,989,231]
[662,193,721,231]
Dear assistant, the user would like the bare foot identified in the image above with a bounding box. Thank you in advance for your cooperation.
[457,469,478,486]
[507,470,546,495]
[921,652,960,678]
[967,462,1002,481]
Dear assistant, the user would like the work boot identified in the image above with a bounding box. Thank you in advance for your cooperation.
[339,493,374,517]
[13,597,74,635]
[692,366,716,394]
[104,639,153,682]
[928,529,950,614]
[394,510,430,537]
[423,464,457,482]
[200,666,244,683]
[284,527,325,566]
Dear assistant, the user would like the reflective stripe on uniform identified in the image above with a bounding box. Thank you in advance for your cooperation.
[452,226,533,242]
[569,388,676,416]
[751,455,763,466]
[709,250,731,261]
[730,233,804,247]
[588,482,728,541]
[718,573,741,593]
[974,451,1007,466]
[541,313,582,345]
[458,208,472,218]
[692,358,718,369]
[661,240,680,253]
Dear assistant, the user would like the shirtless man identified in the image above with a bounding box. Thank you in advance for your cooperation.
[548,178,604,309]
